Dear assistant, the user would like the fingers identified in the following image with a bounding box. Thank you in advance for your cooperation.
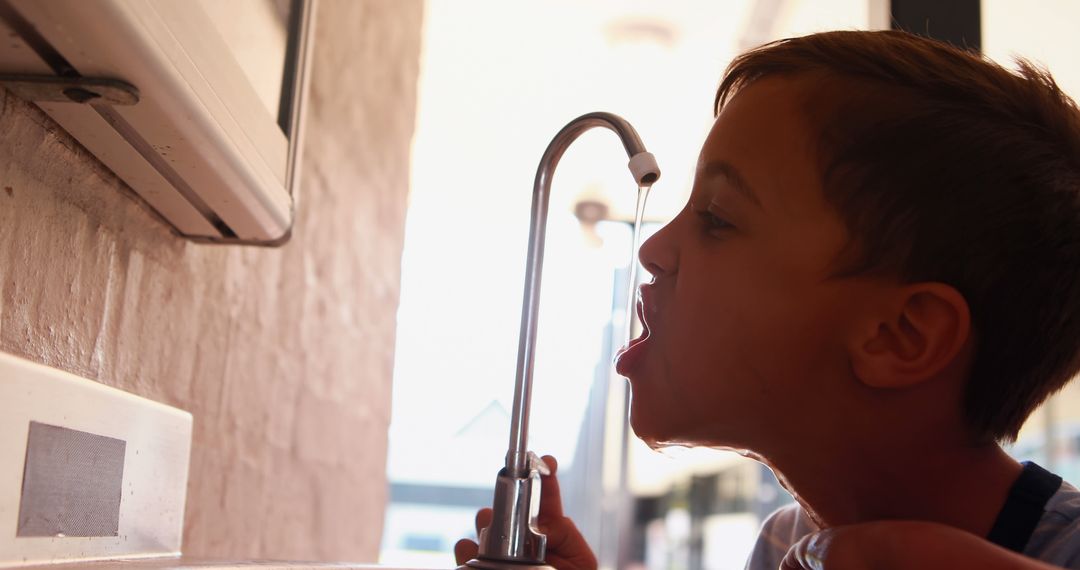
[539,455,564,519]
[459,508,491,566]
[542,454,559,475]
[541,515,580,550]
[454,539,478,565]
[462,459,596,570]
[541,515,598,569]
[475,507,493,538]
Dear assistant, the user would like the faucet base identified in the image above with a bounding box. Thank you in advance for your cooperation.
[458,559,557,570]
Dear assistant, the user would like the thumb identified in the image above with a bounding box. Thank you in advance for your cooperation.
[539,455,564,519]
[454,539,478,565]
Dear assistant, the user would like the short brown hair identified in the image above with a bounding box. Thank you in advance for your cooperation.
[716,30,1080,442]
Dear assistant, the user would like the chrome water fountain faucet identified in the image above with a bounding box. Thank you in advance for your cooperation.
[458,112,660,570]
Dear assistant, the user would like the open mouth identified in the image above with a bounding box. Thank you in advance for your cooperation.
[629,289,652,345]
[614,285,654,371]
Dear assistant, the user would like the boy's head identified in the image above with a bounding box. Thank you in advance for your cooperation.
[615,30,1080,450]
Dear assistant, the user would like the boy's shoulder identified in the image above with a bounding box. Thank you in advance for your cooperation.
[1025,479,1080,567]
[744,480,1080,570]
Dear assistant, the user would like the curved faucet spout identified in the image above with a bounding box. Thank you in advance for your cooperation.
[467,112,660,570]
[507,112,660,479]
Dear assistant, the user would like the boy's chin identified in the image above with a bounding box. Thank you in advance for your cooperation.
[629,404,756,452]
[627,410,665,444]
[628,409,699,449]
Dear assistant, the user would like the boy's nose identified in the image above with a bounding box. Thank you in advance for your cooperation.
[638,219,678,278]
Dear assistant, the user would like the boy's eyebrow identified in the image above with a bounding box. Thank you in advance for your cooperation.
[702,160,761,208]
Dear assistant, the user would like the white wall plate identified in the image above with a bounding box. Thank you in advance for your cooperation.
[0,351,192,568]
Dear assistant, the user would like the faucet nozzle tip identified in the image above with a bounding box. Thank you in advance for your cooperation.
[628,151,660,187]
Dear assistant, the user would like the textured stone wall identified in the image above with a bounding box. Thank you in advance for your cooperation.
[0,0,423,561]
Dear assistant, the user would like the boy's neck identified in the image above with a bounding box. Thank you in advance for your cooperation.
[769,433,1024,537]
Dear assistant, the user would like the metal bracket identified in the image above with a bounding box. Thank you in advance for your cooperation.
[0,75,138,106]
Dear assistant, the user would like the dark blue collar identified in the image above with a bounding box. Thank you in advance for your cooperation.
[986,461,1063,553]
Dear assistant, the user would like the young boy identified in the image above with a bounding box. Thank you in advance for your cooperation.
[455,30,1080,569]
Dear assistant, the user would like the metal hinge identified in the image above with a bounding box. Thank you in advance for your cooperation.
[0,75,138,105]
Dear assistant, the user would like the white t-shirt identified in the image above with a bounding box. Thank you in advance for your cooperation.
[745,480,1080,569]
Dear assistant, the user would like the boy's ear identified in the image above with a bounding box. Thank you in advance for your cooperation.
[849,283,972,389]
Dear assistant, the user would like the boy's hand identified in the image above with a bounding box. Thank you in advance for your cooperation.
[780,521,1060,570]
[453,455,598,570]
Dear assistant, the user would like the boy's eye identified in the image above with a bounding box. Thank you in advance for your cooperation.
[697,209,734,235]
